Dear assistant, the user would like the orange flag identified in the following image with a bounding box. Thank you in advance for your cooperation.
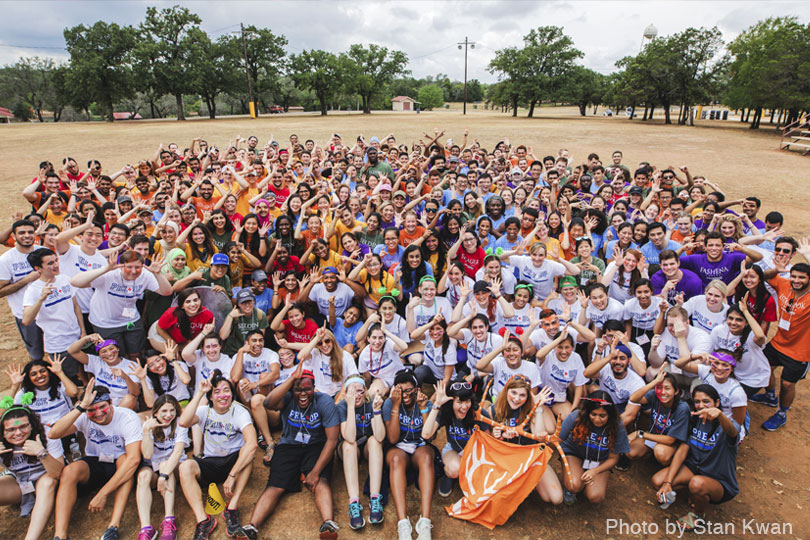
[446,429,553,529]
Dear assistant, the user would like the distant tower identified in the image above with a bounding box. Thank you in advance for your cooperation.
[640,23,658,51]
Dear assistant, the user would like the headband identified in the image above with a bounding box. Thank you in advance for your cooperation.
[581,397,614,407]
[378,295,398,304]
[484,247,504,257]
[299,370,316,382]
[345,376,366,389]
[419,275,437,285]
[255,198,270,207]
[711,351,737,367]
[0,392,34,419]
[377,287,400,297]
[515,283,533,292]
[95,339,119,353]
[92,392,112,405]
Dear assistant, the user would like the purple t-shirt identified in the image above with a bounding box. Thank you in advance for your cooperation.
[679,252,746,286]
[651,269,705,301]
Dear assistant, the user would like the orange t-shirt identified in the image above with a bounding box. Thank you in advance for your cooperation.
[190,195,221,219]
[399,226,425,247]
[768,276,810,361]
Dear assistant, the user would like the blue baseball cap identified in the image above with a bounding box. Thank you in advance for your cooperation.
[211,253,230,266]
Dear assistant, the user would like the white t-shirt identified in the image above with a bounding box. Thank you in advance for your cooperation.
[358,341,404,387]
[191,350,235,392]
[623,297,660,332]
[381,314,410,342]
[304,349,359,397]
[529,326,581,352]
[0,247,35,318]
[74,406,143,459]
[144,361,191,402]
[461,301,508,332]
[236,348,280,385]
[586,298,626,330]
[7,435,64,485]
[459,329,503,375]
[22,274,81,353]
[422,337,458,380]
[443,276,475,307]
[195,403,253,458]
[709,324,770,388]
[597,363,645,407]
[85,355,139,406]
[503,304,541,333]
[605,261,636,303]
[683,296,728,335]
[149,424,189,471]
[474,267,516,296]
[696,364,748,420]
[59,244,106,313]
[412,297,453,329]
[488,356,542,397]
[509,256,566,301]
[546,297,583,321]
[88,268,159,328]
[539,350,588,403]
[15,385,73,431]
[656,326,712,374]
[309,282,355,317]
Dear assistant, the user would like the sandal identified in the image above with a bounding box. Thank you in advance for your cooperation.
[677,511,703,532]
[262,443,276,466]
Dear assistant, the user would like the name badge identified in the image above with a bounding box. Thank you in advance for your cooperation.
[582,459,598,470]
[779,318,791,331]
[294,431,310,444]
[19,480,35,494]
[396,441,418,454]
[99,453,115,464]
[635,334,650,345]
[122,307,137,319]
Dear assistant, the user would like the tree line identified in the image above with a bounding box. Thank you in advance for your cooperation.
[1,8,807,128]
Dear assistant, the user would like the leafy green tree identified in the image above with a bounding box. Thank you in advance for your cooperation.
[188,30,239,119]
[222,25,287,114]
[289,49,348,115]
[5,57,60,122]
[417,84,444,110]
[63,21,136,121]
[488,46,526,116]
[559,66,605,116]
[137,5,203,120]
[345,44,408,114]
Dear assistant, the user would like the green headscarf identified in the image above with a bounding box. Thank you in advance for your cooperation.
[163,247,190,281]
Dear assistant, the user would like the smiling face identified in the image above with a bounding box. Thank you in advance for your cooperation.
[86,399,113,424]
[202,337,221,360]
[506,386,528,410]
[155,401,177,425]
[420,279,437,301]
[211,380,233,411]
[182,292,201,316]
[28,363,50,389]
[3,415,32,446]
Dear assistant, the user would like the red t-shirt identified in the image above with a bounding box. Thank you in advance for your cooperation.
[457,247,486,278]
[157,306,214,345]
[282,318,319,344]
[272,256,304,276]
[267,185,290,208]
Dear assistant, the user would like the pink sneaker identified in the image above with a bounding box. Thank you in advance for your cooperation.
[159,517,177,540]
[138,525,157,540]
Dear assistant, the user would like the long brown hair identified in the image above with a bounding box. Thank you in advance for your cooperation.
[320,329,344,382]
[493,376,534,427]
[151,394,181,443]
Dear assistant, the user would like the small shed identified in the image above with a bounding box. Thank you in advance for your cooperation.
[0,106,14,123]
[113,112,143,120]
[392,96,418,112]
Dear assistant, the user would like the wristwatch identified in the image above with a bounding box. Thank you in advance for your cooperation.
[158,473,169,480]
[75,404,87,413]
[639,431,645,440]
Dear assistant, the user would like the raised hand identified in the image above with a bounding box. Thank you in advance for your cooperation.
[433,380,451,406]
[45,354,64,375]
[5,363,24,386]
[79,377,98,409]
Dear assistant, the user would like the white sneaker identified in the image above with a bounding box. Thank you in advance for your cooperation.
[397,518,413,540]
[415,516,432,540]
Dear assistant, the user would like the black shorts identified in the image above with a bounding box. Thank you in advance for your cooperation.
[194,452,240,487]
[266,443,333,492]
[764,344,810,384]
[95,319,146,358]
[77,456,141,496]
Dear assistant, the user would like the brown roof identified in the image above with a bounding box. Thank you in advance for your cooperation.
[0,106,14,118]
[392,96,416,102]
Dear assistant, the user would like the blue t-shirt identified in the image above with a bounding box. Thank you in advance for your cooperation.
[640,240,682,265]
[494,235,523,252]
[685,418,740,499]
[374,244,404,271]
[644,389,690,441]
[336,399,376,441]
[279,391,340,446]
[560,410,630,461]
[333,317,362,350]
[441,408,490,453]
[382,398,432,444]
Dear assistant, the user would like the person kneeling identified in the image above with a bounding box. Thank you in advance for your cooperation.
[178,370,256,540]
[243,366,341,540]
[49,380,143,540]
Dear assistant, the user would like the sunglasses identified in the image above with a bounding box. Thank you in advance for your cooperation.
[450,381,472,392]
[774,248,793,254]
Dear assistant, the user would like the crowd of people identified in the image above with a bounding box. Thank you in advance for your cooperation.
[0,129,808,540]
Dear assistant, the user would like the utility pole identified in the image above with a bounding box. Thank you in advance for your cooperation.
[457,36,475,115]
[239,23,256,118]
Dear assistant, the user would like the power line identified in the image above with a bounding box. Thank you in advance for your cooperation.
[410,44,455,61]
[0,43,66,51]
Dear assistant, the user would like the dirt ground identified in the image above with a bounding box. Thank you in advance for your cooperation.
[0,108,808,540]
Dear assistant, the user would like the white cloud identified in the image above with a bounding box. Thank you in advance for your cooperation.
[0,0,807,81]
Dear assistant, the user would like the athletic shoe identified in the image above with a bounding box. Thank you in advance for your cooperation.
[138,526,157,540]
[615,454,631,471]
[438,476,453,497]
[369,495,384,524]
[192,515,217,540]
[100,526,119,540]
[763,411,787,431]
[415,517,432,540]
[159,517,177,540]
[241,525,258,540]
[397,518,413,540]
[562,487,577,505]
[348,501,365,530]
[224,508,247,539]
[318,519,339,540]
[750,392,778,407]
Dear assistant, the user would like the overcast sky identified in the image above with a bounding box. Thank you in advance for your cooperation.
[1,0,808,82]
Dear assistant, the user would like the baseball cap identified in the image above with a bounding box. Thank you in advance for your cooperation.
[629,186,644,196]
[251,270,268,282]
[393,190,407,199]
[559,276,578,288]
[117,195,133,204]
[449,156,460,163]
[378,184,392,192]
[236,289,255,304]
[211,253,230,266]
[473,280,491,294]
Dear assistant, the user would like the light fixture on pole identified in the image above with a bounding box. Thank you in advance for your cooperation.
[457,37,475,115]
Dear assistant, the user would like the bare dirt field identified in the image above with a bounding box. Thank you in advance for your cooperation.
[0,108,808,540]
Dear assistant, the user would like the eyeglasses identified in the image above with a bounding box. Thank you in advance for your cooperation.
[4,423,31,434]
[400,386,418,395]
[450,381,472,391]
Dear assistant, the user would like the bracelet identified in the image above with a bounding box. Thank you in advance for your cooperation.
[158,473,169,480]
[373,410,382,416]
[663,480,671,485]
[420,407,430,415]
[36,449,47,460]
[75,404,86,413]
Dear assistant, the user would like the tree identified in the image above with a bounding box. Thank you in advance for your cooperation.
[188,31,239,119]
[289,49,348,115]
[6,57,60,122]
[63,21,136,121]
[559,66,605,116]
[222,25,287,114]
[488,46,526,116]
[345,44,408,114]
[417,84,444,110]
[136,5,203,120]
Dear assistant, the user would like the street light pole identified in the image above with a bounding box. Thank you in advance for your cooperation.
[240,23,256,118]
[457,36,475,115]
